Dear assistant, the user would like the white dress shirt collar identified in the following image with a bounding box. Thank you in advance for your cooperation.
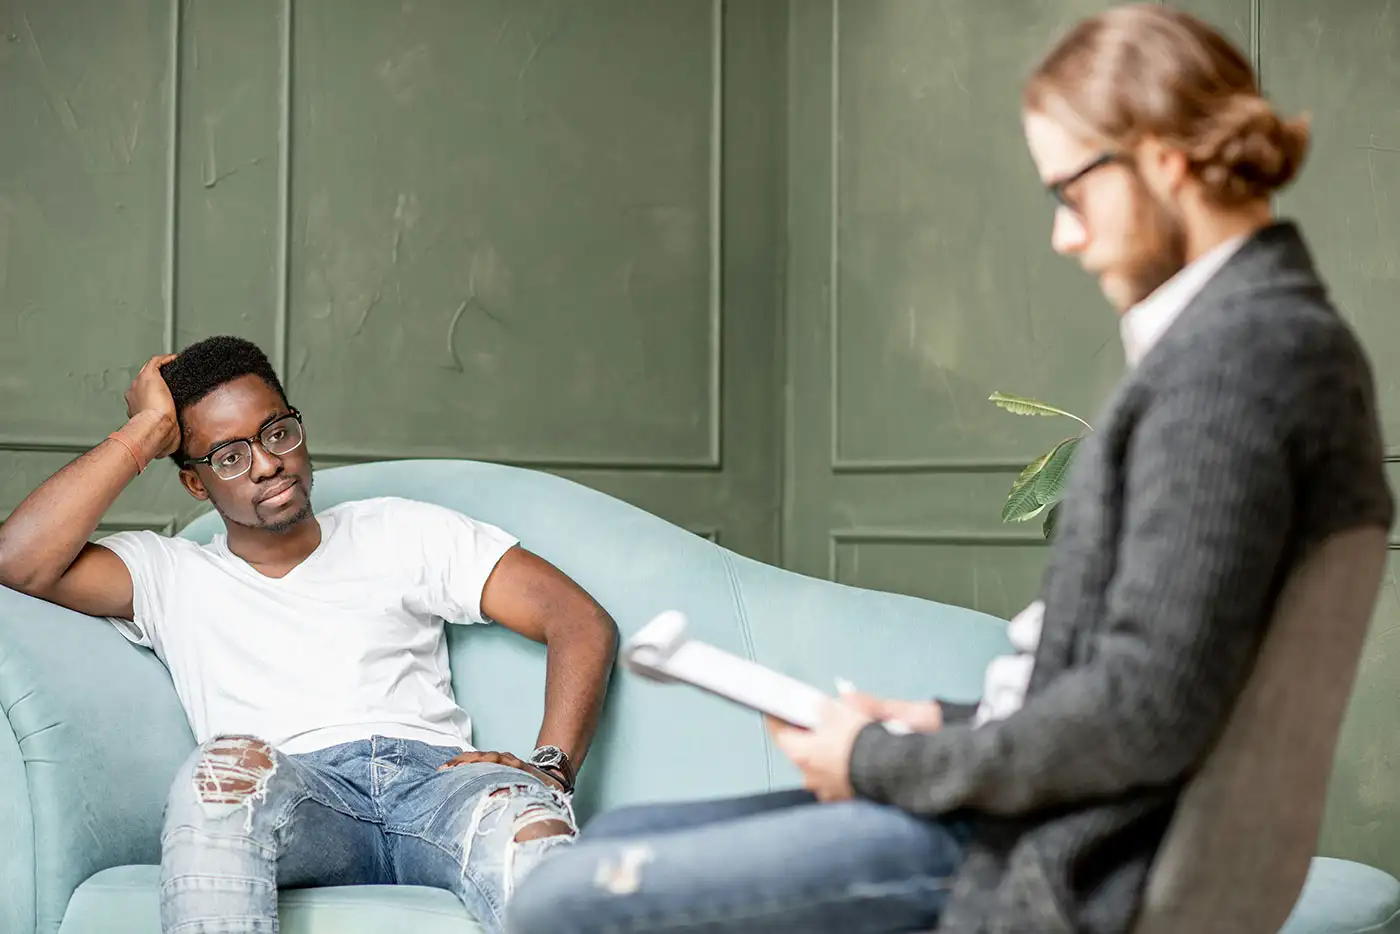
[1119,234,1249,366]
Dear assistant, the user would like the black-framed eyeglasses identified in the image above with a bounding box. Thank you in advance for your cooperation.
[1046,152,1125,213]
[182,409,305,481]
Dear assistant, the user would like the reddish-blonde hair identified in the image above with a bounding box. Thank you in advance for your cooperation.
[1024,3,1310,204]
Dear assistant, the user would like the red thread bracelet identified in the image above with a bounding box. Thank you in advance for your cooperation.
[107,432,147,474]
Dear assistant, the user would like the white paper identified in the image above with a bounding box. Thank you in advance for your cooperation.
[624,611,830,728]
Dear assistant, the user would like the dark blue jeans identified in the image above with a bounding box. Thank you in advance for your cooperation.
[506,789,967,934]
[160,735,576,934]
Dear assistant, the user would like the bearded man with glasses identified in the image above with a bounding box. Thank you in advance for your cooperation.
[507,6,1393,934]
[0,335,619,934]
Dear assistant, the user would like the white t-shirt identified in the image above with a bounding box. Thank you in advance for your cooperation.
[100,496,519,754]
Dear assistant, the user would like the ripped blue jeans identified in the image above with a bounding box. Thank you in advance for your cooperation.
[159,734,576,934]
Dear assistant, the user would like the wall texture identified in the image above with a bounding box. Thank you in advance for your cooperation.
[3,0,1400,878]
[0,0,788,561]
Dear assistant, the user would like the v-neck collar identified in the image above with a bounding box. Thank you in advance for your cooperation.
[213,512,333,583]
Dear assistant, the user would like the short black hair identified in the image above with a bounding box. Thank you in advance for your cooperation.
[160,336,289,462]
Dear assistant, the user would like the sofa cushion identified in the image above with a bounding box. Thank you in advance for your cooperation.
[59,865,483,934]
[1280,857,1400,934]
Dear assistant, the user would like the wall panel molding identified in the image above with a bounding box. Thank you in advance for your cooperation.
[164,0,182,355]
[833,456,1036,475]
[0,512,177,537]
[826,0,846,471]
[831,529,1051,545]
[0,438,96,456]
[705,0,724,469]
[275,0,294,379]
[0,444,725,475]
[0,443,726,473]
[306,447,723,472]
[828,526,1046,579]
[1250,0,1262,89]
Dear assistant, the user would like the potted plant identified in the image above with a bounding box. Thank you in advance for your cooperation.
[989,392,1093,540]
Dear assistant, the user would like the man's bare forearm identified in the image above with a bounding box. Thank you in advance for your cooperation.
[0,411,174,593]
[535,607,619,769]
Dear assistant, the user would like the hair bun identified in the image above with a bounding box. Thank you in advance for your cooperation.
[1191,95,1311,203]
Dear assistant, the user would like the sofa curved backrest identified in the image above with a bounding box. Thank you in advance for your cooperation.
[180,459,1012,816]
[2,458,1004,934]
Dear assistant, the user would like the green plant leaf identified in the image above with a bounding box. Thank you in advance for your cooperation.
[1033,436,1081,505]
[1004,498,1048,524]
[989,392,1093,431]
[988,391,1077,418]
[1002,448,1054,522]
[1008,448,1052,494]
[1043,502,1061,540]
[1003,490,1045,523]
[1003,435,1082,524]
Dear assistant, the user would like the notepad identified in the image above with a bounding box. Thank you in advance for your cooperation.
[623,610,911,734]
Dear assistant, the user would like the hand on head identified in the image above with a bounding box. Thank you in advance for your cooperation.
[124,354,182,459]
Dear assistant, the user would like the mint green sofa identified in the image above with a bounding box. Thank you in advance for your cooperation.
[1,460,1396,934]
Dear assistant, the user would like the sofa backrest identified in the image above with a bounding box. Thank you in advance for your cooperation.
[181,459,1012,817]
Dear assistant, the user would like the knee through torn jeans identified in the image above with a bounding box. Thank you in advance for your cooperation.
[159,734,576,934]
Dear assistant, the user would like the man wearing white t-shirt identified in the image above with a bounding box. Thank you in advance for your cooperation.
[0,335,619,934]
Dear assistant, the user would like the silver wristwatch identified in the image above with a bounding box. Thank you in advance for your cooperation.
[528,744,576,793]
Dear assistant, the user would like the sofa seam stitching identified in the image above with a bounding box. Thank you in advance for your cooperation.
[718,549,775,791]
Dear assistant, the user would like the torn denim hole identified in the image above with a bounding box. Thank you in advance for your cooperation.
[460,782,578,901]
[193,736,279,834]
[593,844,654,895]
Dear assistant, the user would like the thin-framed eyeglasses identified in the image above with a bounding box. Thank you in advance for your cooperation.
[182,410,305,481]
[1046,151,1125,214]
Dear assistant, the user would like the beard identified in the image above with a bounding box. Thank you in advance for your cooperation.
[218,473,315,535]
[1101,178,1189,312]
[260,493,315,534]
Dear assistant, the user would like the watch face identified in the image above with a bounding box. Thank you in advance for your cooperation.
[532,746,563,768]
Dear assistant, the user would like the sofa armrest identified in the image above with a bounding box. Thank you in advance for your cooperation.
[0,586,193,934]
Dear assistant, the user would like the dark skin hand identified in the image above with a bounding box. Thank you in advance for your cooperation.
[438,750,566,791]
[438,547,620,798]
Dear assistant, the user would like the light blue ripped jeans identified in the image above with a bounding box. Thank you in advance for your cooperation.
[159,734,576,934]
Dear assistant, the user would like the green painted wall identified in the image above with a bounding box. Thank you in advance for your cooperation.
[4,0,1400,878]
[0,0,788,561]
